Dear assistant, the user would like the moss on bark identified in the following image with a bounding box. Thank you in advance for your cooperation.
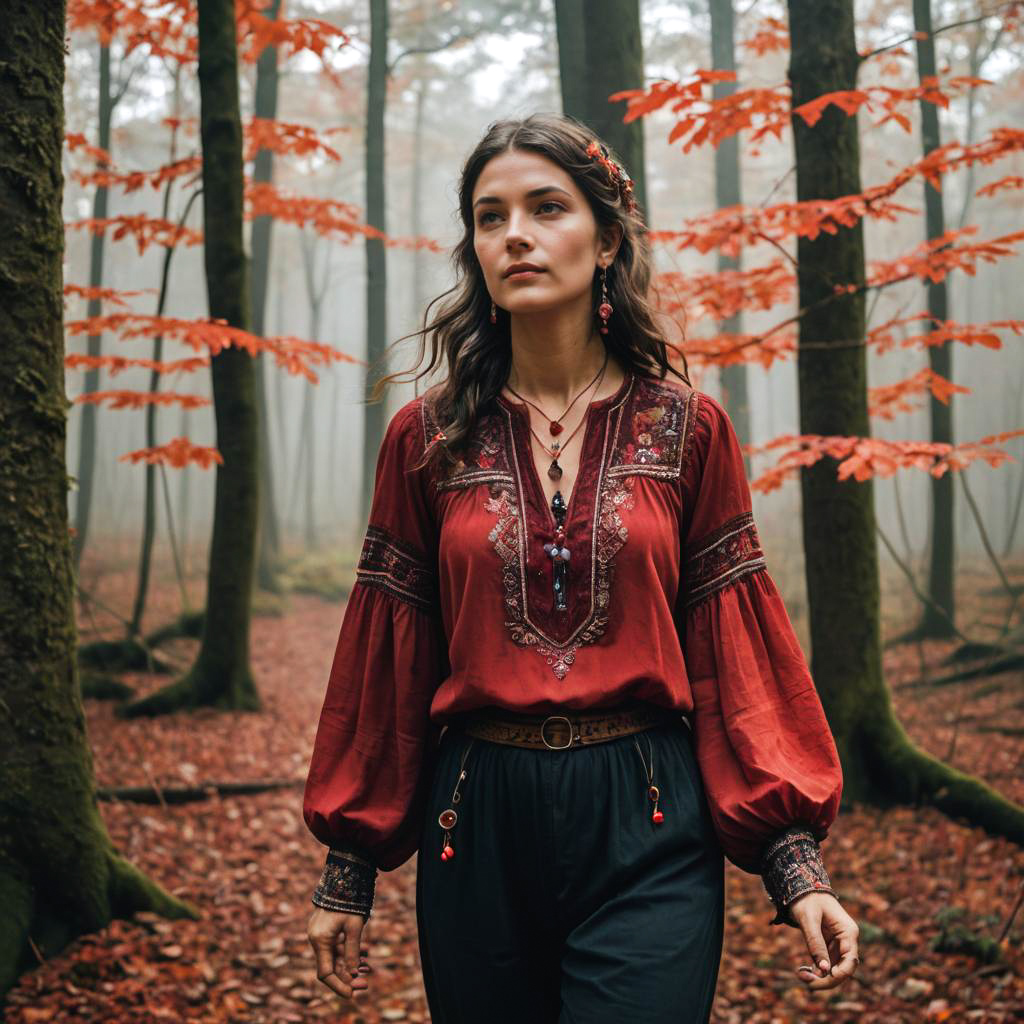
[0,2,195,996]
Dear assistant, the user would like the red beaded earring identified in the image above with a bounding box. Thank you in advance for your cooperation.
[490,300,497,324]
[597,266,613,335]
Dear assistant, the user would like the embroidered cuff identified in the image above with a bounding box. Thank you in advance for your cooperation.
[759,827,838,927]
[311,848,378,918]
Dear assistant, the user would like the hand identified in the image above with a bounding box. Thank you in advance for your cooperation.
[308,907,372,999]
[788,891,860,991]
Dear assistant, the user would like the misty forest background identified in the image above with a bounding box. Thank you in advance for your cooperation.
[2,0,1024,1021]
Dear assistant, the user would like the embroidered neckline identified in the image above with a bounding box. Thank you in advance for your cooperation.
[420,373,698,681]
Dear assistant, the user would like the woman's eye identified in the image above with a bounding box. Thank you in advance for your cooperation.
[478,201,563,226]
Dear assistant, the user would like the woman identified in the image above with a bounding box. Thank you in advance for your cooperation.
[303,112,859,1022]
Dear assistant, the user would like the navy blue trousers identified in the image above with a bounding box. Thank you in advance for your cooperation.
[415,717,725,1023]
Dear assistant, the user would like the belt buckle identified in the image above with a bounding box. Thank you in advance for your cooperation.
[540,714,576,750]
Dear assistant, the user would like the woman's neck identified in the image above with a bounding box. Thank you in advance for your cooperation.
[504,305,623,407]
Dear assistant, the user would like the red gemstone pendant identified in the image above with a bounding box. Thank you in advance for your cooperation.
[549,421,563,436]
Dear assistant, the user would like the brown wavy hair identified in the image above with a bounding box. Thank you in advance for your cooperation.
[374,111,690,475]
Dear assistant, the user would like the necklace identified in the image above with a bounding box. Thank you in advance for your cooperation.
[534,360,609,613]
[514,357,608,482]
[504,350,609,438]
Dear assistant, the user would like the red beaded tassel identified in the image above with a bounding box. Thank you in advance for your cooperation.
[439,739,476,861]
[633,734,665,825]
[597,266,613,335]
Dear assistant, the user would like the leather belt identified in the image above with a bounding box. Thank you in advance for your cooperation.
[455,702,684,751]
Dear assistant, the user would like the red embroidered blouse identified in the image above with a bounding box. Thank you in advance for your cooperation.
[303,369,843,921]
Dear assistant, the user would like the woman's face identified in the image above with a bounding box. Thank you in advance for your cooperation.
[470,148,618,318]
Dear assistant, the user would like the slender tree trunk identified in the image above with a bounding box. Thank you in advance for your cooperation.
[409,70,427,358]
[709,0,750,471]
[554,0,588,124]
[123,0,260,717]
[913,0,955,637]
[787,0,1024,840]
[129,71,185,639]
[299,235,327,550]
[72,41,113,571]
[0,2,194,994]
[252,0,284,593]
[361,0,389,526]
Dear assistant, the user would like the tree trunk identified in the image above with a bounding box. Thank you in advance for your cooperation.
[129,70,185,639]
[913,0,956,638]
[583,0,647,214]
[709,0,751,471]
[122,0,260,717]
[361,0,389,526]
[554,0,588,124]
[0,2,195,994]
[72,40,113,572]
[252,0,284,594]
[787,0,1024,840]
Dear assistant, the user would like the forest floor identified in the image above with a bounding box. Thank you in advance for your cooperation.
[3,546,1024,1024]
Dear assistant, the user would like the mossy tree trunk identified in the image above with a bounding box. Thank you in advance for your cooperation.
[912,0,956,638]
[786,0,1024,841]
[709,0,751,472]
[0,1,195,996]
[122,0,260,717]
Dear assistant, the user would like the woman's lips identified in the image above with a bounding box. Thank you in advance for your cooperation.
[506,269,544,280]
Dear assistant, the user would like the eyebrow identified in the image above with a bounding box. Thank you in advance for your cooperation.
[472,185,573,209]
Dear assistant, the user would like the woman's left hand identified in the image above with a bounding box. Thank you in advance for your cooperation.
[788,892,860,990]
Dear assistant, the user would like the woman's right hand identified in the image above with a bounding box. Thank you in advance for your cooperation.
[308,907,371,999]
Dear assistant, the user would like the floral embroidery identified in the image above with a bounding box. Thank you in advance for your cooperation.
[312,848,377,918]
[682,511,767,609]
[356,525,438,615]
[760,827,838,927]
[421,392,514,492]
[482,380,652,680]
[608,375,695,480]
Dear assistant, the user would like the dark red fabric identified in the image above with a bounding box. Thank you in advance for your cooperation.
[303,370,842,873]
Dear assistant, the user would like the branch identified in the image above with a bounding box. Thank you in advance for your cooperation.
[877,523,970,642]
[858,4,1015,63]
[389,28,476,73]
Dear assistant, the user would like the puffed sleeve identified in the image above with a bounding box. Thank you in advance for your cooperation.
[303,400,449,918]
[677,391,843,927]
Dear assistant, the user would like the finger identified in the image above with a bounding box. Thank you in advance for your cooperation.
[798,908,831,978]
[344,915,368,991]
[310,932,354,999]
[827,925,860,983]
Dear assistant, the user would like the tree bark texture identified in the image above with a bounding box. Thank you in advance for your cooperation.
[0,1,193,994]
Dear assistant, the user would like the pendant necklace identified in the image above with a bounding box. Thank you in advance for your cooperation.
[504,350,609,443]
[505,358,609,613]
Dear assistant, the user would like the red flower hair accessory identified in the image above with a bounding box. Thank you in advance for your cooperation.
[586,140,638,214]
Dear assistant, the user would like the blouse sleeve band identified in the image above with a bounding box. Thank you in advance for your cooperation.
[311,847,379,918]
[759,827,839,927]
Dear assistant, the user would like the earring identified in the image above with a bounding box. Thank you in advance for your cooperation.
[490,300,497,324]
[597,266,613,335]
